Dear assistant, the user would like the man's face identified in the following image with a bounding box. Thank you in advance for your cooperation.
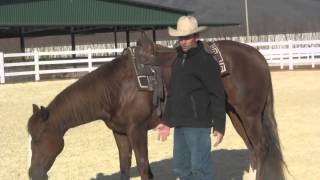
[178,34,197,52]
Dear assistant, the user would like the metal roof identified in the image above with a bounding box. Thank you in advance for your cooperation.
[0,0,237,38]
[0,0,192,26]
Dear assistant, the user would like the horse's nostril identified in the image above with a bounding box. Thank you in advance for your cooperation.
[29,166,48,180]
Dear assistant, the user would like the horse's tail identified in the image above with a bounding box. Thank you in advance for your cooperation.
[261,79,287,180]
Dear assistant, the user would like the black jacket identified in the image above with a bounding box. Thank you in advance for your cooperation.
[162,41,226,134]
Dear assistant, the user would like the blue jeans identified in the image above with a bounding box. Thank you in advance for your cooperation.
[173,127,214,180]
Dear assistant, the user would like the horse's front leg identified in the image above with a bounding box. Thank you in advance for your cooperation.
[127,124,153,180]
[113,131,132,180]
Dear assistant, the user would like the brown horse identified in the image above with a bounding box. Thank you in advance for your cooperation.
[27,33,286,180]
[155,39,286,180]
[27,38,160,180]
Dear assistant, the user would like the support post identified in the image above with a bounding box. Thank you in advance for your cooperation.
[152,28,156,42]
[19,27,25,53]
[114,28,118,56]
[71,27,76,59]
[126,30,130,47]
[0,52,5,83]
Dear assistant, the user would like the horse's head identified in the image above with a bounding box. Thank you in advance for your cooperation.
[28,104,64,180]
[135,32,177,67]
[135,32,158,65]
[28,104,49,141]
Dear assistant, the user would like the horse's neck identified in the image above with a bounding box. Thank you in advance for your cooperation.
[47,85,101,132]
[47,59,129,132]
[155,46,177,65]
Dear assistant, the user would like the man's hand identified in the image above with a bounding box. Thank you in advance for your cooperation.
[213,130,224,147]
[155,123,170,141]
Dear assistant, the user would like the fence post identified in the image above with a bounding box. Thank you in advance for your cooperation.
[280,54,284,70]
[0,52,5,83]
[288,40,294,70]
[88,49,93,72]
[34,50,40,81]
[311,52,315,68]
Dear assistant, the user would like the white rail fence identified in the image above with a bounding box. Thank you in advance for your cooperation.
[0,49,123,83]
[1,40,320,84]
[248,40,320,70]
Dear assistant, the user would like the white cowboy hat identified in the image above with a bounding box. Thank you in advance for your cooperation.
[168,16,208,37]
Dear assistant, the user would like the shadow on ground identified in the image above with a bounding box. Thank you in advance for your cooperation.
[90,149,250,180]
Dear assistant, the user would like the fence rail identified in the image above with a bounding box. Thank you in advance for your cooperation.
[1,40,320,84]
[249,40,320,70]
[0,49,123,83]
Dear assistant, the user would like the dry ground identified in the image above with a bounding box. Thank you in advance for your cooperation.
[1,70,320,180]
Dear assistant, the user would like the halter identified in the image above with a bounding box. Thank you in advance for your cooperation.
[126,47,149,89]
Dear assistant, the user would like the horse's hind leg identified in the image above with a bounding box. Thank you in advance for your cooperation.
[227,109,255,163]
[227,105,265,180]
[113,131,132,180]
[127,125,153,180]
[234,112,266,180]
[243,115,265,180]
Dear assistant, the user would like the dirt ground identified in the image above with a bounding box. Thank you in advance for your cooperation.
[1,70,319,180]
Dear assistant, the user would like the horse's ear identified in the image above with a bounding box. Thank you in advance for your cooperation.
[137,31,155,55]
[32,104,40,114]
[40,106,49,121]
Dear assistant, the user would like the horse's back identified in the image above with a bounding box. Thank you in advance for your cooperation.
[216,40,269,73]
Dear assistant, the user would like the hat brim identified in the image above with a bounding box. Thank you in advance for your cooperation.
[168,26,208,37]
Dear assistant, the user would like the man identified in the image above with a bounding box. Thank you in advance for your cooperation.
[156,16,226,180]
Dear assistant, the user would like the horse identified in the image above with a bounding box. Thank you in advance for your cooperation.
[154,38,286,180]
[27,36,161,180]
[27,33,286,180]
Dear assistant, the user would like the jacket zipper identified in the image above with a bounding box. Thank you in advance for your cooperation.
[181,54,187,67]
[190,95,198,118]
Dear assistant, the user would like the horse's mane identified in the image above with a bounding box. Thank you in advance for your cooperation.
[28,54,131,137]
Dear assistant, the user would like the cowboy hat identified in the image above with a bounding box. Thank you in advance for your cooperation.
[168,16,208,37]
